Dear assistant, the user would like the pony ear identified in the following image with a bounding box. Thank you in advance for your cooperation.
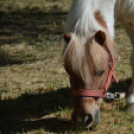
[64,33,71,43]
[95,30,106,46]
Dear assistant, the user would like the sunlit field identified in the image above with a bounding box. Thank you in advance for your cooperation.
[0,0,134,134]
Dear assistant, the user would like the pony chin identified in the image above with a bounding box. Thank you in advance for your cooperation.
[84,122,94,128]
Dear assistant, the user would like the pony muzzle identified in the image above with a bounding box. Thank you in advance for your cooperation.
[71,110,100,128]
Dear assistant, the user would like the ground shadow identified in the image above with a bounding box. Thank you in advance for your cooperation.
[0,87,73,133]
[0,10,67,45]
[109,78,131,93]
[0,78,131,133]
[0,9,68,66]
[0,49,24,66]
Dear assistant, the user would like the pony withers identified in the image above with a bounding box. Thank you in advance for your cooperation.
[63,0,134,128]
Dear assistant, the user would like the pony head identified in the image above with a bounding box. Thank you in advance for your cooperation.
[63,30,115,128]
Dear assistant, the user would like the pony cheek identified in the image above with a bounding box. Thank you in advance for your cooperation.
[69,74,84,90]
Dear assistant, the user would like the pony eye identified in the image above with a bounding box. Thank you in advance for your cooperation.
[94,70,105,77]
[98,70,105,77]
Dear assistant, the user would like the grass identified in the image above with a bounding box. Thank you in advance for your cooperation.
[0,0,134,134]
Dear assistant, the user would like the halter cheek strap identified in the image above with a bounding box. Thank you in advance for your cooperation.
[72,46,119,98]
[103,46,119,91]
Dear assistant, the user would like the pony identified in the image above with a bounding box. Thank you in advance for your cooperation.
[63,0,134,128]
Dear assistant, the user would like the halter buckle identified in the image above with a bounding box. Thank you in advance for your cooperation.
[107,92,114,99]
[107,92,124,100]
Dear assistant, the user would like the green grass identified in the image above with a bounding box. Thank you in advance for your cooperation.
[0,1,134,134]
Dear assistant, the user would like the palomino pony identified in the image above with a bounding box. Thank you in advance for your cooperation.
[63,0,134,128]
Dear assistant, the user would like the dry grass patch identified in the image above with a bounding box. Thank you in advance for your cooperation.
[0,0,72,13]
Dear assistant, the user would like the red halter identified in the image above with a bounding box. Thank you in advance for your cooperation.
[72,46,119,98]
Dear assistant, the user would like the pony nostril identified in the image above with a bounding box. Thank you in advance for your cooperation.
[71,112,77,122]
[83,114,93,127]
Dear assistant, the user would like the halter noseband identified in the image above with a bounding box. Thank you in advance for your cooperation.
[72,45,119,99]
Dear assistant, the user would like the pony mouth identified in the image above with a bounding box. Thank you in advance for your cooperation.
[82,121,94,128]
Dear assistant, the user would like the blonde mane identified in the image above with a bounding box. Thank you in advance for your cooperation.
[63,0,116,83]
